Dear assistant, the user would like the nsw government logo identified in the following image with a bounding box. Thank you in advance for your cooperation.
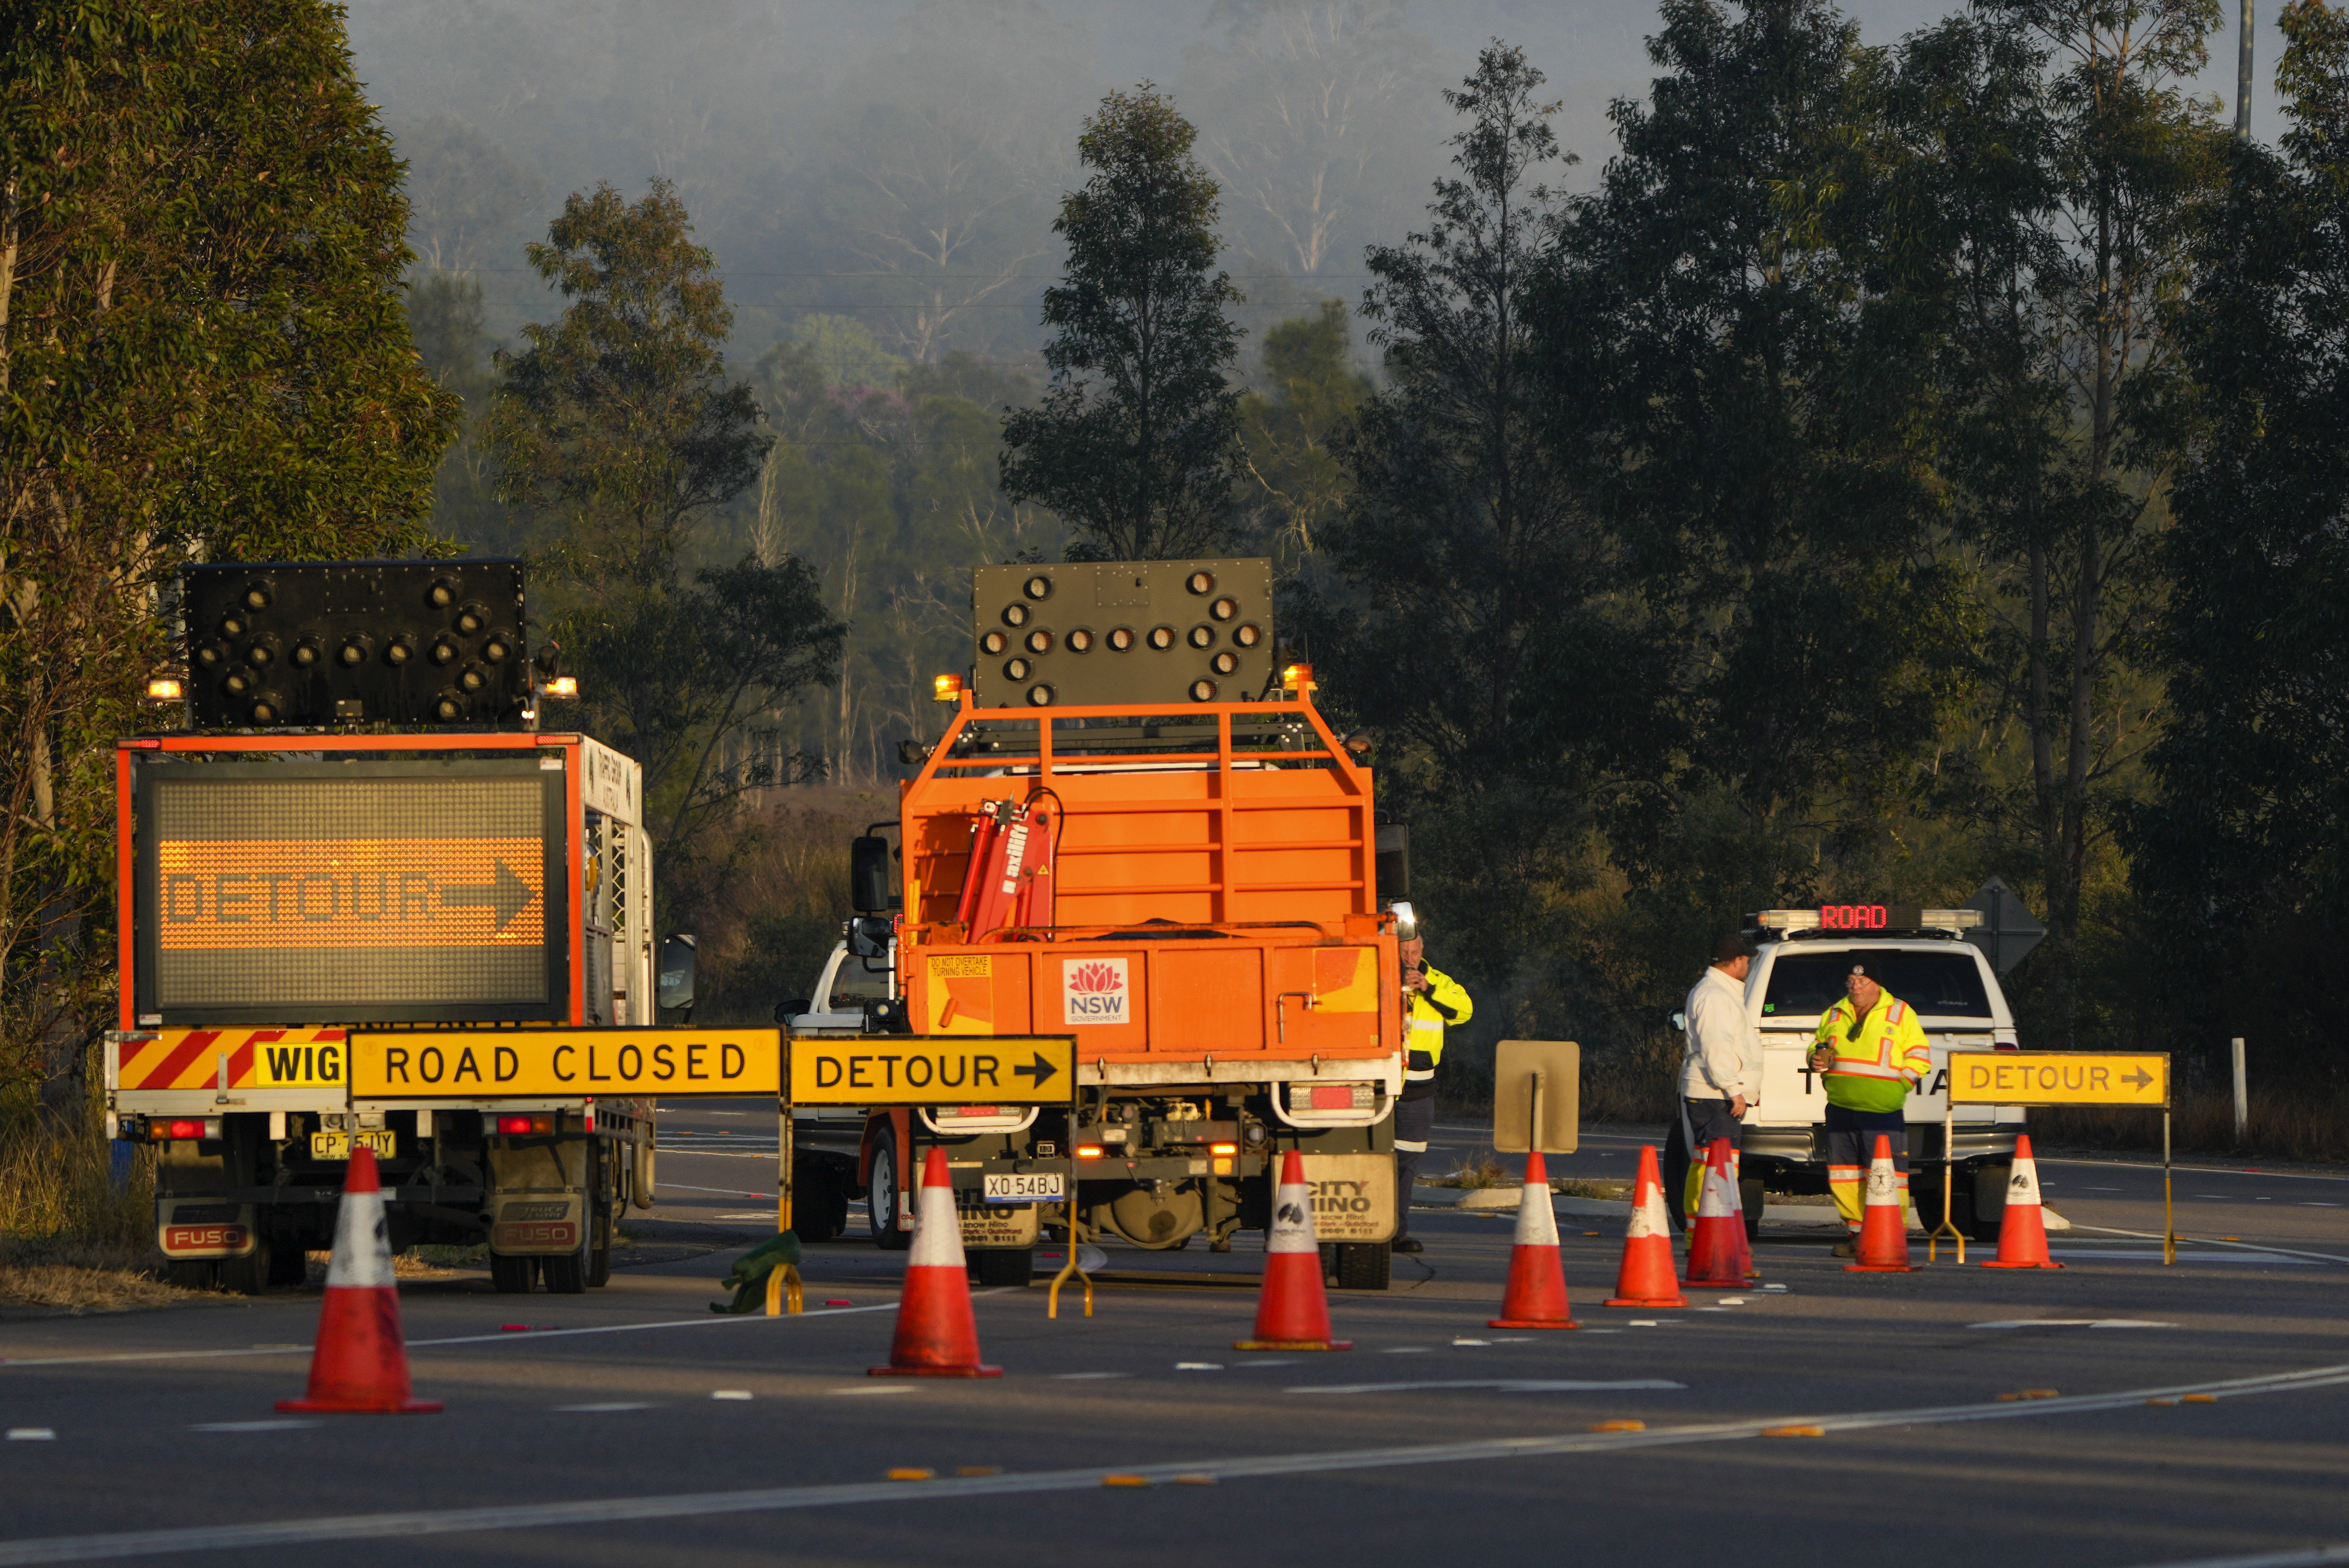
[1062,957,1130,1026]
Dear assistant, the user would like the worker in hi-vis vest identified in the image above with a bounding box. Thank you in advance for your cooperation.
[1808,961,1930,1253]
[1391,924,1471,1256]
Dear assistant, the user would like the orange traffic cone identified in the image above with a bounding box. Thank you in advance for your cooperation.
[277,1145,441,1413]
[1236,1149,1351,1351]
[1981,1134,2064,1269]
[1844,1134,1913,1273]
[1489,1151,1577,1329]
[1605,1145,1687,1309]
[1683,1139,1753,1287]
[870,1145,1001,1377]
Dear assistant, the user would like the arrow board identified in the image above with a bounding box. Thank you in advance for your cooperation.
[1946,1051,2168,1108]
[788,1036,1078,1106]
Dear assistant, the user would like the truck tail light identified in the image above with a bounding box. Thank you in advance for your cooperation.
[1075,1145,1105,1160]
[496,1114,554,1135]
[156,1117,220,1141]
[1210,1143,1238,1156]
[1293,1083,1375,1112]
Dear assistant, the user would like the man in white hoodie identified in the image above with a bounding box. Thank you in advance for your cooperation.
[1679,932,1761,1218]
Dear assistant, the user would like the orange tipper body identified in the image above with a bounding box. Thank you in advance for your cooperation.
[896,694,1399,1079]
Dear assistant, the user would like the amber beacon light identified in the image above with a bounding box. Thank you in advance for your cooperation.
[933,672,965,704]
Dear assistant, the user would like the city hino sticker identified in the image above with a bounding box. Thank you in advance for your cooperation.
[1062,956,1130,1026]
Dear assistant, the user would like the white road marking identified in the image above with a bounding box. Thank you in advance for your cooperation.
[187,1421,316,1433]
[1381,1347,1432,1355]
[1175,1362,1224,1371]
[2303,1203,2341,1208]
[1968,1320,2178,1330]
[550,1404,653,1413]
[2050,1250,2319,1265]
[711,1391,752,1401]
[656,1182,777,1197]
[1051,1373,1128,1381]
[6,1430,55,1442]
[2063,1225,2349,1267]
[2042,1158,2349,1184]
[1289,1379,1686,1396]
[829,1386,914,1397]
[15,1364,2349,1563]
[2126,1545,2349,1568]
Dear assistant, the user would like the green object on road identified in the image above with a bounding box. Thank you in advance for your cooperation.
[710,1231,802,1314]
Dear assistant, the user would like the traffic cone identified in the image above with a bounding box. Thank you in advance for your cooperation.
[1235,1149,1351,1351]
[1981,1134,2064,1270]
[870,1145,1002,1377]
[1605,1145,1687,1309]
[1489,1151,1577,1329]
[276,1145,441,1413]
[1844,1134,1913,1273]
[1683,1139,1753,1287]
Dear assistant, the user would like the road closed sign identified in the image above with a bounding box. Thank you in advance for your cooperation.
[347,1027,781,1099]
[1947,1051,2168,1107]
[788,1035,1076,1106]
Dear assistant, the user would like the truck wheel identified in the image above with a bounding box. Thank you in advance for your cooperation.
[1335,1241,1391,1291]
[969,1248,1032,1287]
[269,1243,310,1289]
[1739,1177,1765,1245]
[1964,1162,2008,1243]
[867,1143,910,1250]
[587,1210,613,1288]
[541,1236,589,1295]
[490,1253,537,1293]
[166,1259,217,1291]
[793,1165,844,1244]
[218,1239,272,1296]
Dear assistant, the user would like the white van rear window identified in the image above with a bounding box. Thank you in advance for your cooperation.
[1762,950,1992,1019]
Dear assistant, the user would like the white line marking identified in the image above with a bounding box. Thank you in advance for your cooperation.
[551,1404,653,1413]
[2051,1250,2319,1265]
[1289,1379,1687,1396]
[2042,1158,2349,1184]
[711,1391,752,1401]
[828,1386,914,1397]
[12,1364,2349,1563]
[1051,1373,1128,1381]
[654,1182,775,1196]
[1175,1362,1223,1371]
[1968,1320,2177,1330]
[2062,1226,2349,1267]
[6,1430,55,1442]
[187,1421,316,1433]
[2125,1546,2349,1568]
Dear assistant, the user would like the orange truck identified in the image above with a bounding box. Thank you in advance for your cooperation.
[784,559,1411,1289]
[105,562,662,1294]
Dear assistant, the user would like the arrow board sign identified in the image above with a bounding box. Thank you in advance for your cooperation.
[788,1036,1078,1106]
[348,1028,782,1099]
[1946,1051,2168,1108]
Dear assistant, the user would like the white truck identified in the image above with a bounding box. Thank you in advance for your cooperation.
[1670,905,2027,1241]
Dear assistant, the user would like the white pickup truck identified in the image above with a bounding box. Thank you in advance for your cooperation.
[1669,907,2027,1241]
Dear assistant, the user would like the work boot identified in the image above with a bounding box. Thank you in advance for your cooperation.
[1832,1238,1856,1258]
[1392,1235,1424,1254]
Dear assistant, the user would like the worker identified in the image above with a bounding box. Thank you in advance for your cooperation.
[1391,926,1472,1255]
[1808,961,1930,1254]
[1679,932,1760,1220]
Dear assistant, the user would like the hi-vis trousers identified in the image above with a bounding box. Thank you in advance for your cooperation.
[1824,1105,1908,1230]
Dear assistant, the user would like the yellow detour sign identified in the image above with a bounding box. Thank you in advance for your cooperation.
[1947,1051,2168,1107]
[347,1028,781,1099]
[789,1035,1076,1106]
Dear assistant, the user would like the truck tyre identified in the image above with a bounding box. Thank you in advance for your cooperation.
[166,1259,216,1291]
[793,1165,846,1244]
[587,1208,613,1288]
[1335,1241,1391,1291]
[490,1253,537,1293]
[867,1143,911,1250]
[541,1232,589,1294]
[1965,1161,2009,1243]
[218,1239,273,1296]
[969,1247,1032,1287]
[269,1242,310,1289]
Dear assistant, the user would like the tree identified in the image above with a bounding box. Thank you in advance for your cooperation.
[1531,1,1971,898]
[1308,43,1663,970]
[1234,299,1372,564]
[0,0,461,1112]
[405,273,508,553]
[391,114,540,275]
[486,179,764,587]
[2130,0,2349,1066]
[1000,86,1246,561]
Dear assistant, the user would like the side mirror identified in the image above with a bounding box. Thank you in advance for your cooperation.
[850,835,892,914]
[1388,898,1418,942]
[1375,822,1411,899]
[775,999,810,1024]
[657,933,697,1011]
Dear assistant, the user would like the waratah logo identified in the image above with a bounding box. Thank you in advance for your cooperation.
[1069,962,1124,993]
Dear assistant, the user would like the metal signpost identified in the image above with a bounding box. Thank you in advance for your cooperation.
[1944,1051,2173,1264]
[783,1034,1082,1315]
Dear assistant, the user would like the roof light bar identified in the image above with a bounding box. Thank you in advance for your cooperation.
[1753,905,1986,935]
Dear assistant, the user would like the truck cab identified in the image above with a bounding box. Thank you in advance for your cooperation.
[1674,905,2027,1241]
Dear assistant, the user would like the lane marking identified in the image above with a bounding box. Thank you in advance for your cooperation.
[1289,1379,1687,1396]
[2062,1226,2349,1267]
[2050,1250,2320,1266]
[1051,1373,1129,1381]
[1969,1320,2178,1330]
[2040,1158,2349,1185]
[2128,1548,2349,1568]
[0,1296,973,1370]
[552,1404,654,1413]
[187,1421,316,1433]
[7,1363,2348,1563]
[829,1386,913,1397]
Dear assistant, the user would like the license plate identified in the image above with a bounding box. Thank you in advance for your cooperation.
[310,1130,396,1161]
[982,1172,1063,1204]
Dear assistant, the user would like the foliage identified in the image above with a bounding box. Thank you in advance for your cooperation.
[1000,85,1247,560]
[786,314,910,390]
[406,272,510,554]
[1234,300,1371,564]
[0,0,460,1111]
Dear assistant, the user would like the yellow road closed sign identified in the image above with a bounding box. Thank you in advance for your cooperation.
[1947,1051,2168,1107]
[348,1028,781,1098]
[788,1035,1076,1106]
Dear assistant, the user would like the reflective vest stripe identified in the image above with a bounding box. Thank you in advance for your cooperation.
[1826,1058,1908,1082]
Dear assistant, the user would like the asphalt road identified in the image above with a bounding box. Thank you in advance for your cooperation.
[3,1105,2344,1568]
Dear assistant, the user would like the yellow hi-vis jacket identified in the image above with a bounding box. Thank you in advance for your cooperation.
[1402,964,1472,1100]
[1813,990,1930,1114]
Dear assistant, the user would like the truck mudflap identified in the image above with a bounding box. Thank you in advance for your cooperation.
[954,1189,1042,1249]
[1301,1153,1395,1243]
[158,1199,258,1258]
[486,1139,586,1255]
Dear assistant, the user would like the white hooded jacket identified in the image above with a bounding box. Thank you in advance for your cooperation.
[1680,963,1761,1104]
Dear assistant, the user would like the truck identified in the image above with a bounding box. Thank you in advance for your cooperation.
[106,560,665,1294]
[1669,903,2029,1242]
[782,558,1409,1289]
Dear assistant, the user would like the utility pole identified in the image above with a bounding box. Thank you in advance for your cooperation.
[2237,0,2254,139]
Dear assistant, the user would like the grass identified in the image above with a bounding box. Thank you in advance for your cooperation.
[0,1098,184,1312]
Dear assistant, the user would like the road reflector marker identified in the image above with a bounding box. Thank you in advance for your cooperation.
[1176,1362,1224,1371]
[1452,1338,1491,1346]
[1762,1425,1824,1438]
[956,1467,999,1477]
[712,1390,752,1401]
[1590,1420,1646,1432]
[1101,1474,1152,1488]
[888,1468,935,1482]
[2182,1393,2218,1403]
[825,1300,853,1307]
[2147,1398,2178,1406]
